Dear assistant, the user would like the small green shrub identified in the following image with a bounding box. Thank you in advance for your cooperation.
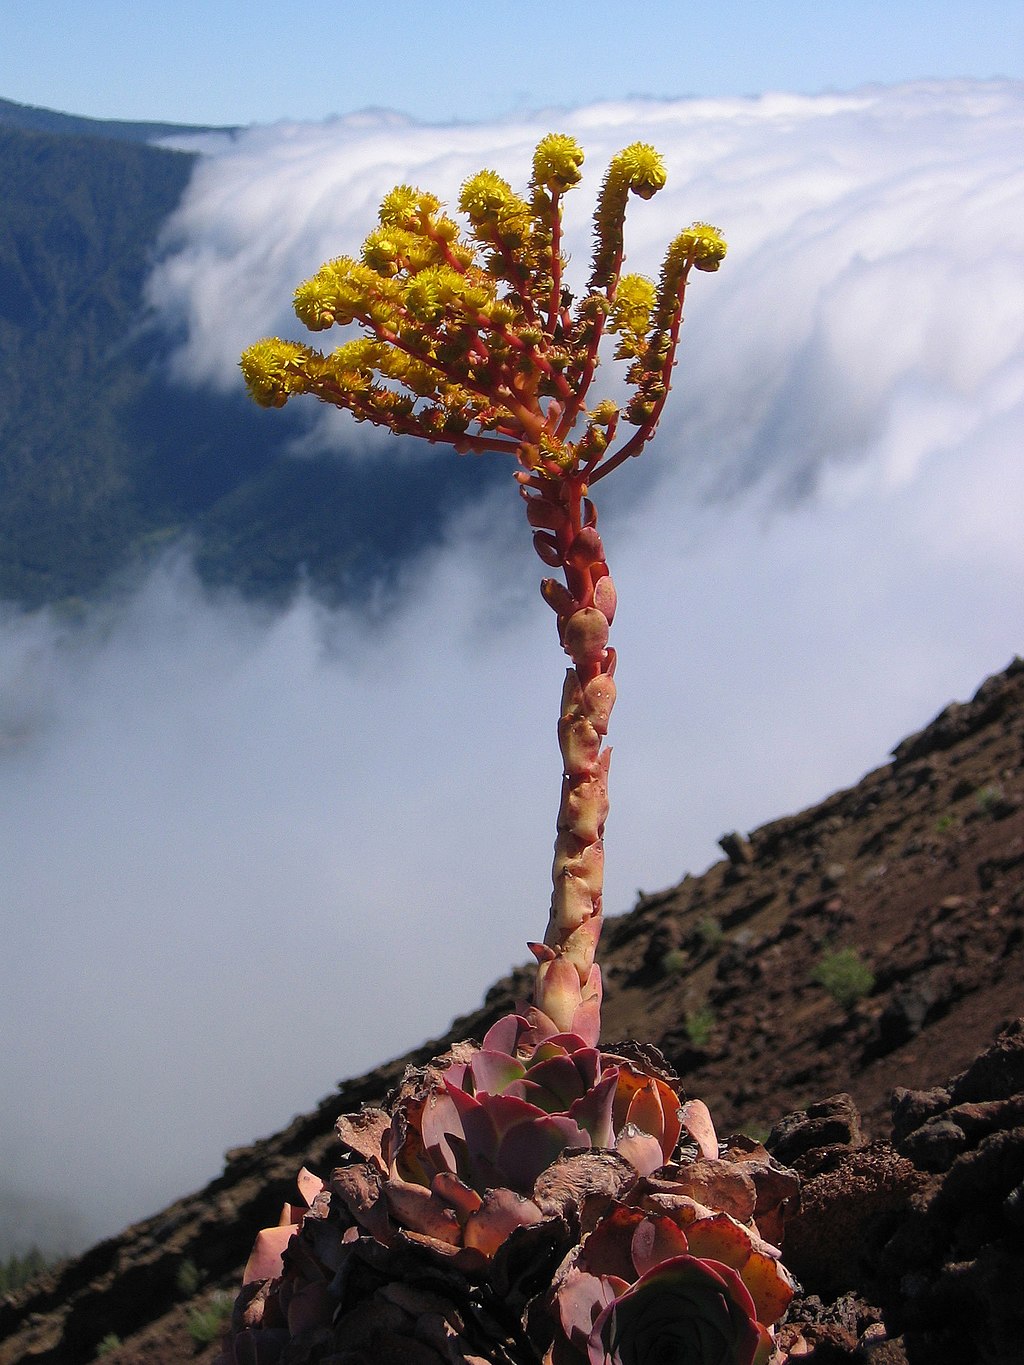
[975,784,1005,815]
[95,1335,121,1358]
[684,1005,716,1047]
[696,915,725,951]
[660,947,689,974]
[813,947,875,1009]
[935,812,958,834]
[187,1290,233,1346]
[176,1257,202,1297]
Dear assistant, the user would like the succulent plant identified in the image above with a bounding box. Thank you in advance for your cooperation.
[218,134,799,1365]
[548,1199,795,1365]
[240,132,724,1045]
[219,1083,797,1364]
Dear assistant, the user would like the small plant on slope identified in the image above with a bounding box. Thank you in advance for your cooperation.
[223,136,798,1365]
[814,946,875,1010]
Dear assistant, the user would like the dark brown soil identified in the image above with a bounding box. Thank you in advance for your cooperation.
[2,658,1022,1364]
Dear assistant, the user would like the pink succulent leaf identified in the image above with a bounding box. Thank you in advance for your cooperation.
[566,526,604,569]
[430,1170,482,1223]
[384,1178,462,1245]
[736,1249,797,1328]
[524,1054,589,1109]
[625,1083,669,1147]
[481,1013,532,1055]
[592,573,617,625]
[629,1214,690,1278]
[462,1187,544,1257]
[443,1081,500,1154]
[535,956,585,1033]
[242,1225,297,1286]
[614,1126,668,1178]
[540,576,577,615]
[587,1255,763,1365]
[470,1049,528,1096]
[556,1267,624,1350]
[516,1010,565,1048]
[496,1112,592,1193]
[611,1065,682,1162]
[295,1167,324,1210]
[567,1068,619,1149]
[461,1090,548,1142]
[503,1078,547,1104]
[680,1099,720,1160]
[582,674,616,735]
[683,1213,751,1270]
[570,991,603,1049]
[562,608,610,667]
[572,1045,603,1091]
[418,1090,464,1175]
[685,1215,796,1327]
[532,1033,587,1060]
[579,1205,647,1282]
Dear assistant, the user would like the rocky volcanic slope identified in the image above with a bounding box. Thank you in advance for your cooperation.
[2,660,1022,1363]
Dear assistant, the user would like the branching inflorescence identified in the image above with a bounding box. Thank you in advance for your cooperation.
[241,134,725,1047]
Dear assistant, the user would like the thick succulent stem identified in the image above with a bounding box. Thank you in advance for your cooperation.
[525,477,616,1046]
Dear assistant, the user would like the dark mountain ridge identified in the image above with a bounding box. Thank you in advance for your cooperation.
[1,657,1020,1362]
[0,96,232,146]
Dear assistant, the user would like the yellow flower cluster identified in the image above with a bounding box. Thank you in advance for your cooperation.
[240,135,725,482]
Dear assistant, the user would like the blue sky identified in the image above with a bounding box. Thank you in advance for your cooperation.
[1,0,1022,125]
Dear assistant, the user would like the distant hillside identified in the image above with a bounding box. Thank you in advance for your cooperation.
[0,96,231,145]
[0,101,506,609]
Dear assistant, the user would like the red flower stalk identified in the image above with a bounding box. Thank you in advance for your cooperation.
[241,135,726,1043]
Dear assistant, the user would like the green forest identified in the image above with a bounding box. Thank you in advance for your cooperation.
[0,100,504,609]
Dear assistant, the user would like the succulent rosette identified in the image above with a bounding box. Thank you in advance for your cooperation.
[547,1200,792,1365]
[588,1254,768,1365]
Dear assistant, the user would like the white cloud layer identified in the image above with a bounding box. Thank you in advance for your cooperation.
[2,80,1023,1255]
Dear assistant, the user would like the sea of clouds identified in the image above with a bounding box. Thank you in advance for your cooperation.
[2,80,1023,1256]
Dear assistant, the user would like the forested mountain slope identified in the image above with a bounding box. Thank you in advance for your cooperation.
[0,101,500,608]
